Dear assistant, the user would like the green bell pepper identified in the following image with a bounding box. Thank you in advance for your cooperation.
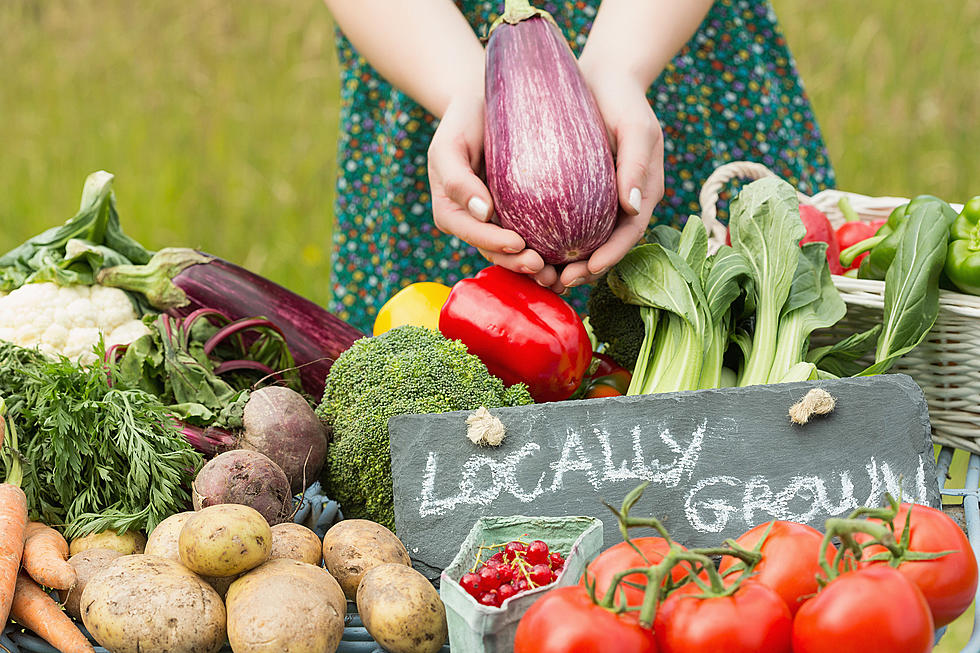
[838,195,957,280]
[944,196,980,295]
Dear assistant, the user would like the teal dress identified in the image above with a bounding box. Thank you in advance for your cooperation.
[330,0,835,333]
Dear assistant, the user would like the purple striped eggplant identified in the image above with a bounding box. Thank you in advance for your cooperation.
[484,0,618,265]
[97,248,364,397]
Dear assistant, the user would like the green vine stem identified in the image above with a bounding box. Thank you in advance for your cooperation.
[593,482,763,628]
[489,0,558,33]
[817,493,952,586]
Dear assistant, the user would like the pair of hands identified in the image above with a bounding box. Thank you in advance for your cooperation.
[427,67,665,294]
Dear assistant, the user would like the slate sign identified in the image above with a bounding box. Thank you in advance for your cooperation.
[389,375,939,579]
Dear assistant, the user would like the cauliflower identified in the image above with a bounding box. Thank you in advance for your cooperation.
[0,282,151,365]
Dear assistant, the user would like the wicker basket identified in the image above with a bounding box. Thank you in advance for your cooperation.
[699,161,980,454]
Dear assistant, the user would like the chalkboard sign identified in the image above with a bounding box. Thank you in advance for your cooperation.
[389,375,939,579]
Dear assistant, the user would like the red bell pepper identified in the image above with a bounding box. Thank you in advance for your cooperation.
[439,266,593,403]
[799,204,844,275]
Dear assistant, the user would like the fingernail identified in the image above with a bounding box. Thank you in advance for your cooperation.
[467,197,490,221]
[629,187,642,214]
[536,278,549,287]
[519,265,534,274]
[594,266,610,277]
[566,277,586,288]
[502,246,521,254]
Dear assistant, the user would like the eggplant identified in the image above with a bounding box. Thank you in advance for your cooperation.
[484,0,618,265]
[97,248,364,396]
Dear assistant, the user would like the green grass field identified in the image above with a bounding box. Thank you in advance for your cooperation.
[1,0,978,648]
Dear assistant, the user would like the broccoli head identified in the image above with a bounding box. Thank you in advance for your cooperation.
[316,325,533,529]
[587,274,644,370]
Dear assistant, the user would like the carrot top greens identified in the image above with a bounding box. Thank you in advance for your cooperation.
[0,340,202,538]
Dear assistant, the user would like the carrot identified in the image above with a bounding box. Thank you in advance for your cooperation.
[0,397,29,625]
[22,521,76,591]
[10,571,94,653]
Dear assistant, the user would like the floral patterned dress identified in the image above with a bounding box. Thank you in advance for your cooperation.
[330,0,835,333]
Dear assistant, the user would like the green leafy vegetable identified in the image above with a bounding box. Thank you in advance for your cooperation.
[728,177,806,386]
[859,199,951,375]
[768,242,847,383]
[0,341,202,538]
[0,172,151,294]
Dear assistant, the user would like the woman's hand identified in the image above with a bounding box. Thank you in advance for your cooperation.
[427,92,552,279]
[551,66,665,294]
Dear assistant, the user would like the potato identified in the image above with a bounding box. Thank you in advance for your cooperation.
[322,519,410,598]
[356,564,447,653]
[81,554,226,653]
[144,511,194,561]
[269,523,322,565]
[179,504,271,577]
[227,558,346,653]
[143,510,238,596]
[58,548,123,620]
[69,530,146,557]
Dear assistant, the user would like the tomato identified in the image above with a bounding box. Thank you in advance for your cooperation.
[583,354,632,398]
[580,537,697,608]
[653,581,791,653]
[856,502,978,627]
[514,586,657,653]
[584,382,624,398]
[718,520,836,615]
[791,565,934,653]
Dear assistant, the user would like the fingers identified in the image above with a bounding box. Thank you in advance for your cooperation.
[477,248,545,275]
[428,117,528,254]
[435,198,525,253]
[557,260,597,290]
[613,114,665,220]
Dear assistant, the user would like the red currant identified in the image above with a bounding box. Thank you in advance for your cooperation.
[526,540,549,565]
[529,563,553,587]
[459,572,483,597]
[548,552,565,569]
[497,583,517,603]
[496,564,513,584]
[478,590,501,607]
[486,552,505,567]
[514,577,530,592]
[479,565,502,591]
[504,541,527,562]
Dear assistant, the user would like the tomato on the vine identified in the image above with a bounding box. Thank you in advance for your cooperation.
[514,586,657,653]
[856,502,978,627]
[792,565,933,653]
[653,581,791,653]
[580,537,699,608]
[718,520,836,615]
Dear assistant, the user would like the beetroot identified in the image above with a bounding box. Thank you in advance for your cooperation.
[192,450,292,525]
[179,387,328,495]
[239,386,328,494]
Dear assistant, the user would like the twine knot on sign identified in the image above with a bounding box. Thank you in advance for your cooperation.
[466,406,507,446]
[789,388,837,425]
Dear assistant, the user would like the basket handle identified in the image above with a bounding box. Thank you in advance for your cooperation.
[699,161,812,250]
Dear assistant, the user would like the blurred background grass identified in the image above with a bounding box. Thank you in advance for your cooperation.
[0,0,978,648]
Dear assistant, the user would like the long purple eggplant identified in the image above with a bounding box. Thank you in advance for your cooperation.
[484,0,618,265]
[97,248,364,396]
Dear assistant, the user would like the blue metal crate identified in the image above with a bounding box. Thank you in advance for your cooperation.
[3,454,979,653]
[935,446,980,653]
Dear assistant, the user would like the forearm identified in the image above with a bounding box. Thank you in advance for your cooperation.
[578,0,714,90]
[324,0,485,117]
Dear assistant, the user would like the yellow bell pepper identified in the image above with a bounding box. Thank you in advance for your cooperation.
[373,282,452,336]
